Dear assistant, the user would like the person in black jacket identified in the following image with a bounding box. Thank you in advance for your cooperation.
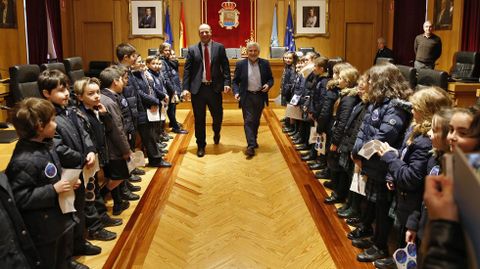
[373,87,451,269]
[0,172,41,268]
[39,70,101,259]
[7,98,80,269]
[324,66,360,204]
[373,37,394,65]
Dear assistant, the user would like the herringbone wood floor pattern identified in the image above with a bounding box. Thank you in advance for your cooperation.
[142,110,335,268]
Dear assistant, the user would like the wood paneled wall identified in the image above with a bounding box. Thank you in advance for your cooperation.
[0,0,27,78]
[62,0,391,73]
[427,0,464,72]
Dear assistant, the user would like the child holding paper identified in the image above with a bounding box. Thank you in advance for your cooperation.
[6,97,79,269]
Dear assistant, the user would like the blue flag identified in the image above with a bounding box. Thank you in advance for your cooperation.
[165,6,173,48]
[270,4,279,47]
[284,4,295,51]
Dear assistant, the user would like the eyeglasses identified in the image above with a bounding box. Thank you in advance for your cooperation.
[85,176,96,202]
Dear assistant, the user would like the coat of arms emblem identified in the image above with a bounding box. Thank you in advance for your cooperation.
[218,1,240,29]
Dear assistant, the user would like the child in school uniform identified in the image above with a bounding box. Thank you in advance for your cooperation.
[373,87,452,268]
[38,69,101,258]
[99,66,134,216]
[74,77,122,241]
[6,97,80,269]
[351,64,412,263]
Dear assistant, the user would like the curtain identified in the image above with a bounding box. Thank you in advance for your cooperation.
[25,0,63,64]
[26,0,48,64]
[393,0,426,66]
[461,0,480,51]
[46,0,63,61]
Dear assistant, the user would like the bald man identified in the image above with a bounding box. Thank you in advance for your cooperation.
[414,21,442,69]
[182,24,231,157]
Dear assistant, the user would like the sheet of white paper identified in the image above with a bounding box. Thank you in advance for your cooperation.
[350,172,367,196]
[58,168,82,214]
[147,108,161,122]
[127,151,146,173]
[358,140,397,160]
[82,154,100,188]
[285,104,303,120]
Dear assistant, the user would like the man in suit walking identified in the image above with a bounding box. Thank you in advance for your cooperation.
[182,24,231,157]
[233,42,274,157]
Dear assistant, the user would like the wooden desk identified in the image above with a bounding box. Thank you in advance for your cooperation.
[447,82,480,107]
[0,129,17,172]
[178,59,284,101]
[0,82,9,122]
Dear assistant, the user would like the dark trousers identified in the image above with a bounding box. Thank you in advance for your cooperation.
[241,92,265,147]
[85,176,106,234]
[191,85,223,148]
[37,228,73,269]
[138,122,163,164]
[372,182,393,251]
[73,178,86,253]
[167,102,180,130]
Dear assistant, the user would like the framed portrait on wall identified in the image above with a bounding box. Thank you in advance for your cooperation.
[295,0,329,36]
[0,0,17,29]
[129,0,162,37]
[433,0,453,30]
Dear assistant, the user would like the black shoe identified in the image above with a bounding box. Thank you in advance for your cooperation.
[126,181,141,192]
[374,257,396,269]
[112,200,130,216]
[131,168,145,175]
[128,175,142,183]
[295,144,308,150]
[254,143,259,149]
[347,227,373,240]
[346,217,362,226]
[157,142,168,149]
[74,241,101,256]
[214,134,220,144]
[293,138,304,145]
[352,237,373,249]
[70,260,90,269]
[282,127,294,133]
[336,204,350,214]
[159,148,169,154]
[324,193,345,204]
[197,147,205,157]
[309,162,323,170]
[149,160,172,168]
[287,130,297,136]
[316,170,331,180]
[357,245,388,262]
[172,128,188,134]
[301,154,316,161]
[245,146,255,157]
[338,208,360,219]
[101,215,123,227]
[121,189,140,201]
[160,134,170,142]
[87,228,117,241]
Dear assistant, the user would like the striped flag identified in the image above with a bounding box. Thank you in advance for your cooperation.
[284,4,295,51]
[164,6,173,48]
[179,2,187,50]
[270,3,279,47]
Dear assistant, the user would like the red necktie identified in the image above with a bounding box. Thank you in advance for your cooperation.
[204,44,211,81]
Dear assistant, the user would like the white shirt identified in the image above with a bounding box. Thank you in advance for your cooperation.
[247,60,262,92]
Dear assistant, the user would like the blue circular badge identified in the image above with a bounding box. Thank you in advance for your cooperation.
[44,162,58,178]
[121,98,128,107]
[372,109,380,121]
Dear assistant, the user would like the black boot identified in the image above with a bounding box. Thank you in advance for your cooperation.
[120,181,140,200]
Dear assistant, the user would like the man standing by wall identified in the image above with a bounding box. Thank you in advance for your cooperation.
[233,42,274,157]
[182,24,231,157]
[373,37,394,65]
[414,20,442,69]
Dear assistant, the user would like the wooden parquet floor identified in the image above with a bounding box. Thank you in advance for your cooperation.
[96,106,372,269]
[142,111,334,268]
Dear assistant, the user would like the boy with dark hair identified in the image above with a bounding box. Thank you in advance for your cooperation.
[7,97,80,269]
[99,66,134,215]
[38,69,102,258]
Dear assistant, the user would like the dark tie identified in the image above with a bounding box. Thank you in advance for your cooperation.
[204,44,211,81]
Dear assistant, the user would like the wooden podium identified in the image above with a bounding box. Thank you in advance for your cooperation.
[447,82,480,107]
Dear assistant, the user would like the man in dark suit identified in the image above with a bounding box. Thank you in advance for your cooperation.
[182,24,231,157]
[232,42,274,157]
[373,37,394,65]
[138,7,155,28]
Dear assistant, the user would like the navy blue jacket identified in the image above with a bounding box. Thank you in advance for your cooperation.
[331,88,360,146]
[128,71,160,125]
[352,98,412,181]
[280,67,296,105]
[232,58,274,108]
[381,127,432,225]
